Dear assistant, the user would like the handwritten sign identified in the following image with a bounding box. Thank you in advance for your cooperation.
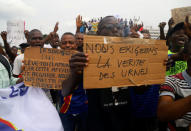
[23,47,73,89]
[83,35,168,89]
[171,6,191,25]
[7,20,27,47]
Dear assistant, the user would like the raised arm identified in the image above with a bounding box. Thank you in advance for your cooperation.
[24,30,29,43]
[76,15,83,33]
[42,22,59,44]
[158,22,166,40]
[62,52,88,96]
[1,31,16,62]
[168,17,174,31]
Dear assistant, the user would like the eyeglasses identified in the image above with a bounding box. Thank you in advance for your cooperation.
[102,23,123,30]
[62,41,75,45]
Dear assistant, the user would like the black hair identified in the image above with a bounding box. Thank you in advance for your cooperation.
[166,22,184,39]
[97,16,115,35]
[19,43,29,48]
[61,32,75,39]
[11,46,18,49]
[28,29,42,40]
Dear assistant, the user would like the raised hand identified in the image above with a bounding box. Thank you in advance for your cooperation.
[69,52,88,75]
[168,18,174,29]
[43,22,59,43]
[1,31,7,42]
[76,15,83,29]
[53,22,59,33]
[24,30,29,39]
[159,22,166,29]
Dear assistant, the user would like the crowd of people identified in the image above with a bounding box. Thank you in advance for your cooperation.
[78,16,148,38]
[0,14,191,131]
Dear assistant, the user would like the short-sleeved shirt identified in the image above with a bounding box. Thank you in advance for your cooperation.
[160,71,191,127]
[166,50,187,76]
[0,56,18,88]
[13,54,24,75]
[60,82,88,115]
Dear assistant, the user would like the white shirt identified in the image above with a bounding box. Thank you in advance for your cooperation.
[44,44,61,49]
[13,54,24,75]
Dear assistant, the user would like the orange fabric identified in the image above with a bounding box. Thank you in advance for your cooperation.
[0,118,16,129]
[60,95,72,114]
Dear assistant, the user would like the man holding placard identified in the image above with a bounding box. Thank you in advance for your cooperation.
[0,29,64,131]
[62,15,167,131]
[59,32,88,131]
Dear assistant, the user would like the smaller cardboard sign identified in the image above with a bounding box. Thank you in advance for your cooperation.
[7,20,27,47]
[83,35,168,89]
[23,47,74,90]
[171,6,191,25]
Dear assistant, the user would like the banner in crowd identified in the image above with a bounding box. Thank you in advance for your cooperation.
[23,47,74,89]
[171,6,191,25]
[83,35,168,89]
[0,82,64,131]
[7,20,27,47]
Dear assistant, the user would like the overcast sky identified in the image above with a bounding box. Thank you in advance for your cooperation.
[0,0,191,40]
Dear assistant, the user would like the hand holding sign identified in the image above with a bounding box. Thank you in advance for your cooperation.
[69,52,88,75]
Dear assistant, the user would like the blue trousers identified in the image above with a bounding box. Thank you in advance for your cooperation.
[59,111,88,131]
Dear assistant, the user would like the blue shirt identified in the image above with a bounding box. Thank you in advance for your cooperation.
[60,82,88,114]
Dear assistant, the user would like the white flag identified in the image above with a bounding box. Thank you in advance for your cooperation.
[0,82,64,131]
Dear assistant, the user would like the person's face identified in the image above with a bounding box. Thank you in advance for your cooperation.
[98,17,123,37]
[60,35,77,50]
[171,29,189,48]
[11,47,18,56]
[76,33,84,49]
[50,34,60,48]
[29,31,43,47]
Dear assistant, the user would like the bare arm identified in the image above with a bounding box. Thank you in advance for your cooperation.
[62,52,88,96]
[76,15,82,33]
[1,31,16,62]
[159,22,166,40]
[157,95,191,121]
[42,22,59,44]
[168,18,175,31]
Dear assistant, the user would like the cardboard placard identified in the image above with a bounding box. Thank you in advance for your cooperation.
[7,20,27,47]
[171,6,191,25]
[23,47,73,89]
[83,35,168,89]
